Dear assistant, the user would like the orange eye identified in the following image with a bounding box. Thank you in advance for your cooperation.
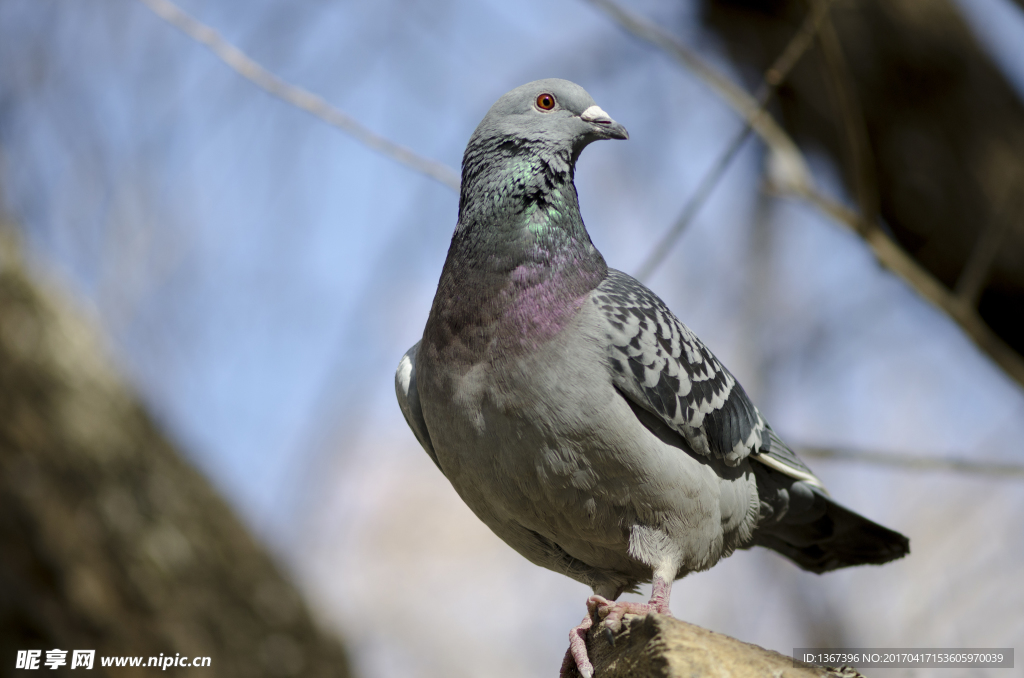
[536,93,556,110]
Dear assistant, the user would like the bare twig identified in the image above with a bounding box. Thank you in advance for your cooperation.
[785,186,1024,388]
[635,0,833,281]
[762,0,835,92]
[137,0,461,192]
[800,446,1024,480]
[954,181,1021,308]
[815,0,880,232]
[585,0,811,194]
[635,125,753,281]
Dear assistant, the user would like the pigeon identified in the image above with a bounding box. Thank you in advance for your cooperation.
[395,79,909,678]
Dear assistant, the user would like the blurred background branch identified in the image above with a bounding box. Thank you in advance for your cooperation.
[137,0,461,191]
[699,0,1024,390]
[634,0,835,280]
[788,185,1024,388]
[0,220,350,676]
[586,0,812,192]
[799,445,1024,479]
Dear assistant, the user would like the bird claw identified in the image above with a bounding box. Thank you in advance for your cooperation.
[560,613,594,678]
[563,582,675,676]
[560,595,664,676]
[589,594,657,632]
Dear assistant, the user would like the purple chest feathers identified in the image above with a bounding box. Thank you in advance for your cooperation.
[499,258,600,352]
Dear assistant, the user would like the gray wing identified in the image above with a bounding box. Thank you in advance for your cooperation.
[594,270,823,488]
[395,341,442,472]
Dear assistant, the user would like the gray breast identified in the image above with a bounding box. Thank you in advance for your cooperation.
[414,296,761,588]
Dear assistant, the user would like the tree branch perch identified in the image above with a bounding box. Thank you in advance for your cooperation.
[565,613,864,678]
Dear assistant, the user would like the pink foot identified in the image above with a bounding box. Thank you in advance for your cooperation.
[560,577,675,677]
[559,589,673,677]
[560,610,594,678]
[590,595,656,632]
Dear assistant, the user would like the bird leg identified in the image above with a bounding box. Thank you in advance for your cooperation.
[649,573,673,613]
[560,575,674,677]
[560,607,594,678]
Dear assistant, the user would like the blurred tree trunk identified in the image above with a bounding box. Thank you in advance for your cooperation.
[699,0,1024,361]
[0,221,349,677]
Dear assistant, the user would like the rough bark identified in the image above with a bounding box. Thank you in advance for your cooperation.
[566,612,866,678]
[699,0,1024,359]
[0,224,349,677]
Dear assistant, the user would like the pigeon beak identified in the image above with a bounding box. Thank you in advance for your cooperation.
[580,105,629,140]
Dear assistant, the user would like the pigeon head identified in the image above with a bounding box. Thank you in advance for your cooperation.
[470,78,628,154]
[459,79,627,224]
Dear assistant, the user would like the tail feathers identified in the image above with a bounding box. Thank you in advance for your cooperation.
[751,466,910,573]
[753,499,910,573]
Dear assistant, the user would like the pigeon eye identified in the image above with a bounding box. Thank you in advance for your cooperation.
[536,93,556,110]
